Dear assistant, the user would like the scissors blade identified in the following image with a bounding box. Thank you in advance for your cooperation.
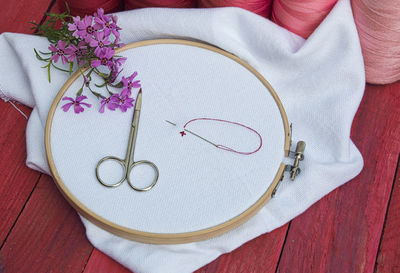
[125,89,142,165]
[134,88,142,112]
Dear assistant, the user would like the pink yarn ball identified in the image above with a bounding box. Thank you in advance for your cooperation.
[272,0,337,38]
[352,0,400,84]
[198,0,273,19]
[125,0,196,9]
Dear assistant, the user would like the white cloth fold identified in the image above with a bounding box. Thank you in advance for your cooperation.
[0,0,364,272]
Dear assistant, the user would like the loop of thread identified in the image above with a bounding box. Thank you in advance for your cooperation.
[184,118,263,155]
[0,89,28,120]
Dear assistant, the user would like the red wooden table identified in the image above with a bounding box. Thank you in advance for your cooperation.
[1,1,399,272]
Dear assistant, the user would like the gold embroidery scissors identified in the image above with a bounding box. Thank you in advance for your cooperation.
[95,89,159,191]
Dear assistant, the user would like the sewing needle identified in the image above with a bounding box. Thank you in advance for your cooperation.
[164,120,218,147]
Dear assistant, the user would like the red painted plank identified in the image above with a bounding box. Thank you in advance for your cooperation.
[0,175,93,272]
[196,224,288,273]
[84,249,131,273]
[276,82,400,273]
[0,2,95,272]
[0,0,54,34]
[0,0,53,249]
[0,103,40,245]
[375,159,400,273]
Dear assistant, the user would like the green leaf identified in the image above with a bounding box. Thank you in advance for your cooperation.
[90,90,102,99]
[51,63,71,73]
[94,69,109,79]
[47,62,51,82]
[111,81,124,88]
[76,87,83,96]
[95,82,107,88]
[39,50,52,55]
[65,1,70,14]
[69,62,73,75]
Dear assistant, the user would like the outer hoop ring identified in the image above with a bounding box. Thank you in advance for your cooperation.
[45,39,290,244]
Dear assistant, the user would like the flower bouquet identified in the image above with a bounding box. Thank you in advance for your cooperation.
[32,5,140,114]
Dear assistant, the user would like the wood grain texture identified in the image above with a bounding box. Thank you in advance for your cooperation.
[0,0,52,248]
[0,0,54,34]
[375,158,400,273]
[0,175,93,273]
[276,82,400,273]
[0,2,95,272]
[0,103,40,246]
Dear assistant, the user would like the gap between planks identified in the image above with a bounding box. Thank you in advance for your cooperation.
[374,153,400,273]
[0,0,55,249]
[0,174,42,251]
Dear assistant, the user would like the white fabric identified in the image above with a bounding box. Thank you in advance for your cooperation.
[0,0,365,271]
[50,43,286,233]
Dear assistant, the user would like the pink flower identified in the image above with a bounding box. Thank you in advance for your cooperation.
[75,41,88,65]
[74,15,101,41]
[114,57,126,67]
[99,94,119,113]
[49,40,69,64]
[114,36,126,48]
[89,31,111,56]
[91,47,115,68]
[94,8,111,24]
[61,96,91,113]
[94,8,120,37]
[122,72,141,94]
[63,44,77,62]
[118,89,135,112]
[67,16,82,38]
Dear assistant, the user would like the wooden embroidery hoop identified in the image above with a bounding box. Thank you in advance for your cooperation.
[45,39,290,244]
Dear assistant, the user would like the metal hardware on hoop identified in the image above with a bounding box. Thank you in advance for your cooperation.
[271,136,306,198]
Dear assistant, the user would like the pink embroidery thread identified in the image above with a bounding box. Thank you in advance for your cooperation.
[183,118,263,155]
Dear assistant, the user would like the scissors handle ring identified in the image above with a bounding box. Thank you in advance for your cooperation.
[127,160,159,192]
[95,156,127,188]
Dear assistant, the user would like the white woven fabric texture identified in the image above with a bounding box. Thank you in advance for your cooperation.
[0,0,364,271]
[50,43,286,233]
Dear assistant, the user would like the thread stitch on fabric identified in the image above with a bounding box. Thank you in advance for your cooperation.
[183,117,263,155]
[0,87,28,119]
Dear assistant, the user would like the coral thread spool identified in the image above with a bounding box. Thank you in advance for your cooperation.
[272,0,337,38]
[57,0,123,17]
[124,0,196,10]
[352,0,400,84]
[198,0,272,19]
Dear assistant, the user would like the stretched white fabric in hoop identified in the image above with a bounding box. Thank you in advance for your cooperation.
[0,0,364,271]
[49,42,286,234]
